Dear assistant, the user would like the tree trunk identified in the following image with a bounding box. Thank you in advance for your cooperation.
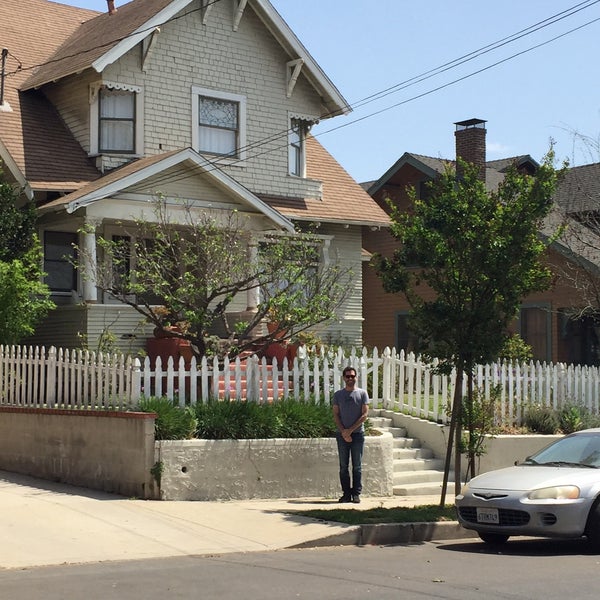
[440,363,464,506]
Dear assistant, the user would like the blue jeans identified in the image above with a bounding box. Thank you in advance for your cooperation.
[336,431,365,496]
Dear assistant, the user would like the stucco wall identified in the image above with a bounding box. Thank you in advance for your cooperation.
[0,408,158,499]
[156,433,394,501]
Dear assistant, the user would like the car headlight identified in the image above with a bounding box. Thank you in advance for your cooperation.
[527,485,580,500]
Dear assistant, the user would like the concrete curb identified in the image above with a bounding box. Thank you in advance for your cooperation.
[290,521,478,549]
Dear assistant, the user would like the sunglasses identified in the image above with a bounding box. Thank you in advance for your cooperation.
[344,374,356,379]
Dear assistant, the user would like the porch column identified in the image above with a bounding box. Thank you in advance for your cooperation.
[81,217,101,303]
[246,241,259,311]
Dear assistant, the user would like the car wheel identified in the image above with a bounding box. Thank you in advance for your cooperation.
[478,532,509,545]
[585,503,600,550]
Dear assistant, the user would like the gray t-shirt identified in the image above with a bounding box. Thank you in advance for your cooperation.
[333,387,369,432]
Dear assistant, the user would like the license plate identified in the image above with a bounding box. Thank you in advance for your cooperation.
[476,507,499,524]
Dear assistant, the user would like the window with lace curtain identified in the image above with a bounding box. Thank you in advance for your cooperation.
[192,86,246,160]
[99,88,135,153]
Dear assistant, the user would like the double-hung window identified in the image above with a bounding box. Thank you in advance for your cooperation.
[89,82,143,156]
[99,88,135,153]
[192,86,246,160]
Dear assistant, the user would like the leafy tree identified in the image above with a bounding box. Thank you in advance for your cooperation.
[79,198,351,359]
[374,154,561,500]
[0,168,54,343]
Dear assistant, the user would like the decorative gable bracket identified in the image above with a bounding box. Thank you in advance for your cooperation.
[200,0,212,24]
[286,58,304,99]
[233,0,248,31]
[142,27,160,72]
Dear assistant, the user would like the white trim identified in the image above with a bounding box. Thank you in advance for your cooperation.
[0,139,34,200]
[191,86,247,161]
[92,0,194,73]
[251,0,350,116]
[287,111,319,123]
[65,148,295,232]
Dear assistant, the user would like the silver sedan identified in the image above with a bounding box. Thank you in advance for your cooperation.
[456,428,600,547]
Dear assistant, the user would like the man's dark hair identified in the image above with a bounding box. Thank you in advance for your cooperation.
[342,366,356,377]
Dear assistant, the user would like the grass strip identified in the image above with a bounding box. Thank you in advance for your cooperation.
[289,504,457,526]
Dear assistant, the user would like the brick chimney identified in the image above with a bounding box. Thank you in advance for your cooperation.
[107,0,117,15]
[454,118,486,181]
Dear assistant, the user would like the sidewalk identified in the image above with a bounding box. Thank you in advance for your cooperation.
[0,471,474,570]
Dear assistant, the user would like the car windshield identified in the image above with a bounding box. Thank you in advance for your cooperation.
[526,432,600,468]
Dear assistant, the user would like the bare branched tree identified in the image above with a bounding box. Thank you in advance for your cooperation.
[77,198,352,359]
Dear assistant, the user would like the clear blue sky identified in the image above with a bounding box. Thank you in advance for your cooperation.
[57,0,600,183]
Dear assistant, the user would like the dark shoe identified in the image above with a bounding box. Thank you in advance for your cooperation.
[351,494,361,504]
[338,494,352,503]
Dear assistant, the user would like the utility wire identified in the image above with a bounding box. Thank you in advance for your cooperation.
[3,0,599,189]
[143,12,600,190]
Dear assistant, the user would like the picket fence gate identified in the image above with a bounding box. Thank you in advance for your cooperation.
[1,344,600,427]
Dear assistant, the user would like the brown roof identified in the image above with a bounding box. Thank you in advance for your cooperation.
[263,136,390,227]
[22,0,175,91]
[0,0,101,188]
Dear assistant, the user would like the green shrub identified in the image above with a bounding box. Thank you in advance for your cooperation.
[194,397,336,440]
[559,403,600,433]
[523,404,560,434]
[559,404,584,434]
[498,334,533,362]
[137,396,197,440]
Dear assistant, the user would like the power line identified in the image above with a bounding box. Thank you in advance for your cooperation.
[3,0,599,189]
[144,10,600,190]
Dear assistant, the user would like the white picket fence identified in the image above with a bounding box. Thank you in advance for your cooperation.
[1,344,600,426]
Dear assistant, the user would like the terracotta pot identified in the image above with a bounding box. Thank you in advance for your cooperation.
[266,321,287,340]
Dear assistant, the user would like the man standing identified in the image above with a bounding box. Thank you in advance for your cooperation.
[332,366,369,503]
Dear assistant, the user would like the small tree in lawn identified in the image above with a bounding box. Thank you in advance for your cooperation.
[0,168,54,343]
[374,153,562,503]
[78,197,352,359]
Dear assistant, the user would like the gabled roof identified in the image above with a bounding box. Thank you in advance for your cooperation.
[0,0,102,191]
[262,136,390,228]
[365,152,538,196]
[20,0,349,117]
[366,153,450,196]
[38,147,295,231]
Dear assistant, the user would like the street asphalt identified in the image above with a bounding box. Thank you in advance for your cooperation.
[0,470,476,570]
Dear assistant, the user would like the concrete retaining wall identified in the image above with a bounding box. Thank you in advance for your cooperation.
[0,407,158,499]
[0,407,564,501]
[376,410,561,476]
[156,434,395,501]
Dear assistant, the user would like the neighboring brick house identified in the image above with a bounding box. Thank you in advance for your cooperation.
[0,0,389,353]
[362,118,600,366]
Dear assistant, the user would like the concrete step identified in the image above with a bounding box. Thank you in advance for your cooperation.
[368,416,394,428]
[393,467,448,485]
[393,480,455,496]
[393,447,435,460]
[393,457,445,473]
[391,436,420,449]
